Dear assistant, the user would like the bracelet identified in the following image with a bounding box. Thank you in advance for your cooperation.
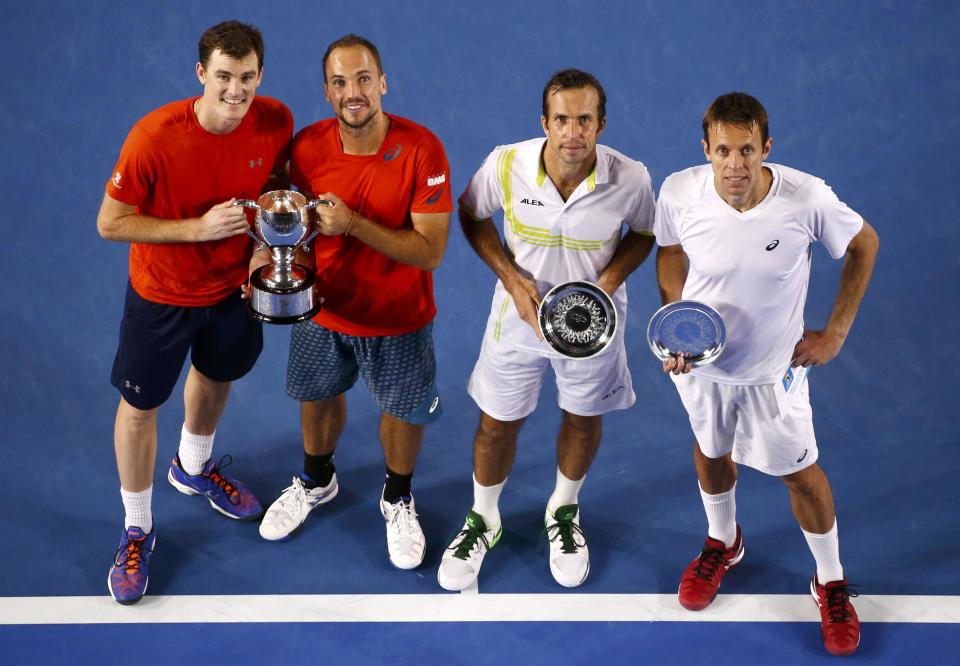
[344,210,358,237]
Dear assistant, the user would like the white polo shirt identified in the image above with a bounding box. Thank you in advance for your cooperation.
[653,163,863,384]
[460,138,655,357]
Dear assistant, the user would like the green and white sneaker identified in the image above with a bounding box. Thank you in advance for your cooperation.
[545,504,589,588]
[438,510,502,591]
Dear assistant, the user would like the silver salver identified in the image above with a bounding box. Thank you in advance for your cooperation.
[234,190,332,324]
[538,281,617,359]
[646,300,726,367]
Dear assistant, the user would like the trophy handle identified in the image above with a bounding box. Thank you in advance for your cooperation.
[300,228,321,252]
[233,199,260,210]
[304,199,335,210]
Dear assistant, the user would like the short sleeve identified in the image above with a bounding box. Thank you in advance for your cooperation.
[653,177,683,246]
[458,147,504,220]
[105,124,158,207]
[806,180,864,259]
[410,132,453,214]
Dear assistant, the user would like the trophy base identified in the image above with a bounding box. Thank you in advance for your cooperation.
[248,265,321,324]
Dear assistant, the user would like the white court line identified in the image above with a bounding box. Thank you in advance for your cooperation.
[1,594,958,625]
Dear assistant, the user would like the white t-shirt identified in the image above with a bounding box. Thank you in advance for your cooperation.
[653,163,863,384]
[460,138,655,357]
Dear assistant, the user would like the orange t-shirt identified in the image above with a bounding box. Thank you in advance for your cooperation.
[105,96,293,306]
[290,114,453,336]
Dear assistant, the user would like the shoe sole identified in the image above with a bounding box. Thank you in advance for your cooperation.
[167,468,264,522]
[260,483,340,542]
[809,578,860,656]
[107,537,155,606]
[678,544,746,611]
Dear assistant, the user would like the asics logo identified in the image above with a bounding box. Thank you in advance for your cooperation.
[383,145,403,161]
[426,190,442,205]
[766,240,780,251]
[428,396,440,413]
[427,173,446,187]
[796,449,808,463]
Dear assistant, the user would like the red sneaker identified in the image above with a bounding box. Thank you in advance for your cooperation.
[811,575,861,656]
[678,526,744,611]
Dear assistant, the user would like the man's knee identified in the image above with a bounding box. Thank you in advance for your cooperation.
[562,411,602,437]
[476,411,524,442]
[781,463,827,496]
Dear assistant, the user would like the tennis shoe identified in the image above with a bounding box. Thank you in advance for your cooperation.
[167,454,263,521]
[545,504,590,588]
[107,526,156,605]
[678,525,744,610]
[438,510,502,590]
[811,575,861,656]
[260,474,338,541]
[380,492,426,570]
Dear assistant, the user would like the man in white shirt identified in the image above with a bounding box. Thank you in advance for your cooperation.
[654,92,878,657]
[438,69,656,591]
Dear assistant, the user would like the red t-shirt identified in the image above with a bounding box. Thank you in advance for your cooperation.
[290,114,453,336]
[105,96,293,306]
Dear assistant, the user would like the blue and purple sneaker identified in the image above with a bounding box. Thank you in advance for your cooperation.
[167,454,263,521]
[108,526,156,605]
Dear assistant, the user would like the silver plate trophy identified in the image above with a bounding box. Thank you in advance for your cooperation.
[538,281,617,358]
[646,300,726,367]
[234,190,333,324]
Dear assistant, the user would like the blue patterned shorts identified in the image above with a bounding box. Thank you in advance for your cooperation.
[286,320,441,424]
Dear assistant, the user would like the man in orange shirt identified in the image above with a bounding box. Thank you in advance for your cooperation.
[258,35,452,571]
[97,21,292,604]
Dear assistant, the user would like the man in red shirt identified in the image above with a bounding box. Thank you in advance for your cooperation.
[97,21,292,604]
[258,35,452,572]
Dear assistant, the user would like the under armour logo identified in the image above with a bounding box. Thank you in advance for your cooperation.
[124,380,141,394]
[249,158,263,168]
[112,172,123,188]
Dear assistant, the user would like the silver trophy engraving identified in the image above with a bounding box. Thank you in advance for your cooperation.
[646,300,726,367]
[538,281,617,359]
[234,190,333,324]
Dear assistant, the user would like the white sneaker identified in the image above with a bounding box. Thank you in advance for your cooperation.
[380,492,426,570]
[259,474,338,541]
[545,504,589,588]
[438,510,502,591]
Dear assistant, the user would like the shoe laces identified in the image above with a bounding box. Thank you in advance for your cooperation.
[449,522,493,561]
[114,533,152,574]
[824,581,860,624]
[386,497,418,536]
[276,477,308,514]
[545,512,586,554]
[693,542,727,581]
[203,455,240,505]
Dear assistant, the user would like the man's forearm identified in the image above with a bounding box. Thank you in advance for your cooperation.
[597,231,655,295]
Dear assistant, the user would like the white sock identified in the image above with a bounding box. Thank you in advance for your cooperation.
[700,481,738,548]
[802,519,844,583]
[121,486,153,534]
[178,424,214,476]
[471,474,506,530]
[547,467,585,514]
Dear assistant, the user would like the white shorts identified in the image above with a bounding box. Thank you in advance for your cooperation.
[671,373,818,476]
[467,336,635,421]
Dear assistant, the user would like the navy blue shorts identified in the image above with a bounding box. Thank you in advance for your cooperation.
[111,281,263,410]
[286,320,441,425]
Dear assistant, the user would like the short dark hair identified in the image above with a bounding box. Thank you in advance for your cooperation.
[702,92,769,147]
[322,34,383,82]
[541,68,607,122]
[198,20,265,71]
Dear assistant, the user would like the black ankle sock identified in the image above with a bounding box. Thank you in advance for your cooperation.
[303,452,335,488]
[383,466,413,503]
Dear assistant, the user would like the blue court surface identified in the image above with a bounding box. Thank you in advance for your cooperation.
[1,1,958,664]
